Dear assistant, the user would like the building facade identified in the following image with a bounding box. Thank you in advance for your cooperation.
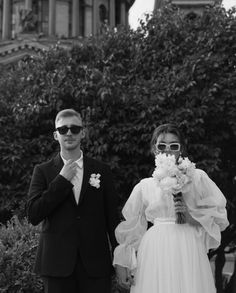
[0,0,134,64]
[0,0,134,40]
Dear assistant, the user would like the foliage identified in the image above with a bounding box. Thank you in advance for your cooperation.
[1,4,235,211]
[0,216,43,292]
[0,216,126,293]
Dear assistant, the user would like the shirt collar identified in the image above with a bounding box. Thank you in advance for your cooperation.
[61,151,83,169]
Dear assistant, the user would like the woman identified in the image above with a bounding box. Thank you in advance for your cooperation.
[113,123,229,293]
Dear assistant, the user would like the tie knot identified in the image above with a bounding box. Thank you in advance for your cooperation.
[76,160,83,169]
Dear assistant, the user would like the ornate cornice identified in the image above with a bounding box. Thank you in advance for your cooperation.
[0,37,78,65]
[0,41,48,65]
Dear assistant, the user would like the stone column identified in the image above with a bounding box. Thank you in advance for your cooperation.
[25,0,32,10]
[84,0,92,37]
[0,0,2,38]
[72,0,80,36]
[2,0,11,40]
[92,0,97,35]
[125,7,129,27]
[109,0,115,27]
[120,0,126,26]
[49,0,56,36]
[154,0,164,10]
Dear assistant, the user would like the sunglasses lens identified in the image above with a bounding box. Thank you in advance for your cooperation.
[156,143,180,152]
[57,126,68,135]
[56,125,82,135]
[70,126,82,134]
[170,143,180,151]
[157,144,166,151]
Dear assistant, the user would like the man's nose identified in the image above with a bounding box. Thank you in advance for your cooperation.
[66,129,73,135]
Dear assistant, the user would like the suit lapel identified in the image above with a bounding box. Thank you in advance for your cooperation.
[78,156,93,205]
[53,153,64,175]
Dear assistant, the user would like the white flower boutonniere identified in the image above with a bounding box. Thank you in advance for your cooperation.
[89,173,101,189]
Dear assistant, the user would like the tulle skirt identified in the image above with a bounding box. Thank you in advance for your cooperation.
[131,219,216,293]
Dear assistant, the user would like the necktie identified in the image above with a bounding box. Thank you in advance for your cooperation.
[76,160,83,169]
[72,161,83,203]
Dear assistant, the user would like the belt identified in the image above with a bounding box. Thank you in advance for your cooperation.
[154,218,176,225]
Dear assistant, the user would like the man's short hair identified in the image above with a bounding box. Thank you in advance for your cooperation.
[55,109,82,126]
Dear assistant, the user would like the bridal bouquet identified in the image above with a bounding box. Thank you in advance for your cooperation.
[152,153,196,224]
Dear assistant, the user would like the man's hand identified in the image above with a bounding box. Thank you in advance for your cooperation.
[115,264,134,289]
[60,160,77,182]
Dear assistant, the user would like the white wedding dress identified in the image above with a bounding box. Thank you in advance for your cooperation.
[113,169,229,293]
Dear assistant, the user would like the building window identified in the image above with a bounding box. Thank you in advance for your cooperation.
[99,4,107,23]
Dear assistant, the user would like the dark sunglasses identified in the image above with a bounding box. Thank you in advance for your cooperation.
[156,143,181,152]
[56,125,83,135]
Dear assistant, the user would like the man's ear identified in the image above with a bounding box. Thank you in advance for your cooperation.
[53,131,58,141]
[81,128,86,139]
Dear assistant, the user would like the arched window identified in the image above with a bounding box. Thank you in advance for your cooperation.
[99,4,107,24]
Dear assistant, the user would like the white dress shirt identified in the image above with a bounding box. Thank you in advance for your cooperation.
[61,151,84,204]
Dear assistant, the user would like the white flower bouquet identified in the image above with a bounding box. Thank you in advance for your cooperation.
[152,153,196,223]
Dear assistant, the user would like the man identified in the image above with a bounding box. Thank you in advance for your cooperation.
[27,109,119,293]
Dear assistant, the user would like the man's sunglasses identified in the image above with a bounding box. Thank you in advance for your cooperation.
[156,143,181,152]
[55,125,83,135]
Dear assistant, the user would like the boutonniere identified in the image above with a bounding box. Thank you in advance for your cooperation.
[89,173,101,189]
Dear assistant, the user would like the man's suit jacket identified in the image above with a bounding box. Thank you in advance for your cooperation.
[27,154,119,278]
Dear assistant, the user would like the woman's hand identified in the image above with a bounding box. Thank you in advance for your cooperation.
[115,264,135,289]
[174,196,200,226]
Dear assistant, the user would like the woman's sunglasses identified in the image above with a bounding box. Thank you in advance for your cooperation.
[156,143,181,152]
[56,125,83,135]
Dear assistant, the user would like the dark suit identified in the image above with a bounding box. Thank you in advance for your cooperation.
[27,154,119,292]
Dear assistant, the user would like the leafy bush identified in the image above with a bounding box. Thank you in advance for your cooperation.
[0,216,43,292]
[0,216,126,293]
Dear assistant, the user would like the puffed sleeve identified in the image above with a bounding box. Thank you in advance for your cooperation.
[113,182,147,270]
[184,169,229,252]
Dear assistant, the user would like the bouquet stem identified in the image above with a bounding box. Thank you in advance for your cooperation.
[175,211,186,224]
[173,193,186,224]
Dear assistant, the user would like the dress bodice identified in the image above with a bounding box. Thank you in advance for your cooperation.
[140,178,176,222]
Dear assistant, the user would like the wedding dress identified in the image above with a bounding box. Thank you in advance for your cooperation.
[113,169,229,293]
